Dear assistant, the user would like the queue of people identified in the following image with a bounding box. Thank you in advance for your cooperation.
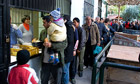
[8,8,117,84]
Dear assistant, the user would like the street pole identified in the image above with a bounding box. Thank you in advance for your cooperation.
[118,5,120,21]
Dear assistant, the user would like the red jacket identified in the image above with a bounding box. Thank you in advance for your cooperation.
[8,64,39,84]
[125,22,130,29]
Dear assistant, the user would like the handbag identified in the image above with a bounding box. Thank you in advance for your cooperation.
[93,46,102,54]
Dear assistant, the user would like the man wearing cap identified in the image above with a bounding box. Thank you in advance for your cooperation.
[8,50,39,84]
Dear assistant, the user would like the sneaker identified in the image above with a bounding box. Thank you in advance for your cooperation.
[53,58,59,64]
[48,56,54,62]
[83,66,88,69]
[70,79,76,84]
[78,71,83,77]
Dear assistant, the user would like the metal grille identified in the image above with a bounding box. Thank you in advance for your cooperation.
[56,0,71,15]
[84,0,93,4]
[98,0,102,17]
[84,1,94,18]
[10,0,56,12]
[10,8,33,26]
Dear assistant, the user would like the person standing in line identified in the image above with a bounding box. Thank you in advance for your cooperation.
[69,21,79,84]
[40,15,67,84]
[46,8,67,65]
[100,18,104,23]
[61,15,75,84]
[83,16,100,68]
[48,8,67,66]
[112,19,119,31]
[10,17,22,48]
[8,50,39,84]
[118,21,124,32]
[18,15,33,44]
[103,18,116,46]
[73,17,86,77]
[95,16,106,47]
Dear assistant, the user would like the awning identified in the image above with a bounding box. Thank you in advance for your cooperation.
[107,0,140,6]
[107,0,140,21]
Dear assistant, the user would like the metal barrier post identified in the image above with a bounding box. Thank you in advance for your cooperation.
[91,60,97,84]
[91,38,113,84]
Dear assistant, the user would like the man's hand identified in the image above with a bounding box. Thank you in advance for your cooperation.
[77,50,80,54]
[73,50,76,56]
[97,43,100,46]
[43,42,52,48]
[101,38,103,40]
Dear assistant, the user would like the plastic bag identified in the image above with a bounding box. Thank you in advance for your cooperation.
[93,46,102,54]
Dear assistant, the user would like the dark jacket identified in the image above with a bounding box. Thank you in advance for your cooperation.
[112,23,119,31]
[103,25,115,45]
[64,20,75,63]
[118,24,124,32]
[77,26,86,51]
[95,22,106,45]
[95,22,106,38]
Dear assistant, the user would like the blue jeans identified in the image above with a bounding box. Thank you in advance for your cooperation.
[62,62,70,84]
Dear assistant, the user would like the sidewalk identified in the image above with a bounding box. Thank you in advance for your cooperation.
[69,68,92,84]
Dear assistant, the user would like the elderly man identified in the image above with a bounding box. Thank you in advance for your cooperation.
[95,16,106,47]
[83,16,100,67]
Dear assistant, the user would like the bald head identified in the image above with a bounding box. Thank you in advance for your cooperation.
[95,16,100,23]
[86,16,92,26]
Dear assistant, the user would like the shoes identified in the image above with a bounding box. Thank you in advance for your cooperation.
[70,79,76,84]
[53,58,59,64]
[78,71,83,77]
[48,56,54,62]
[83,66,88,69]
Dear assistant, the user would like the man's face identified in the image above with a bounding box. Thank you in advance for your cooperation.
[100,19,104,23]
[43,20,50,29]
[73,20,79,28]
[86,16,91,26]
[96,17,100,23]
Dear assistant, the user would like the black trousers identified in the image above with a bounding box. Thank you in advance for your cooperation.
[69,56,77,79]
[84,44,96,67]
[41,63,62,84]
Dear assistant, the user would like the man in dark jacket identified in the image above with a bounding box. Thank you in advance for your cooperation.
[73,17,86,78]
[112,19,119,31]
[62,15,75,84]
[95,16,106,47]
